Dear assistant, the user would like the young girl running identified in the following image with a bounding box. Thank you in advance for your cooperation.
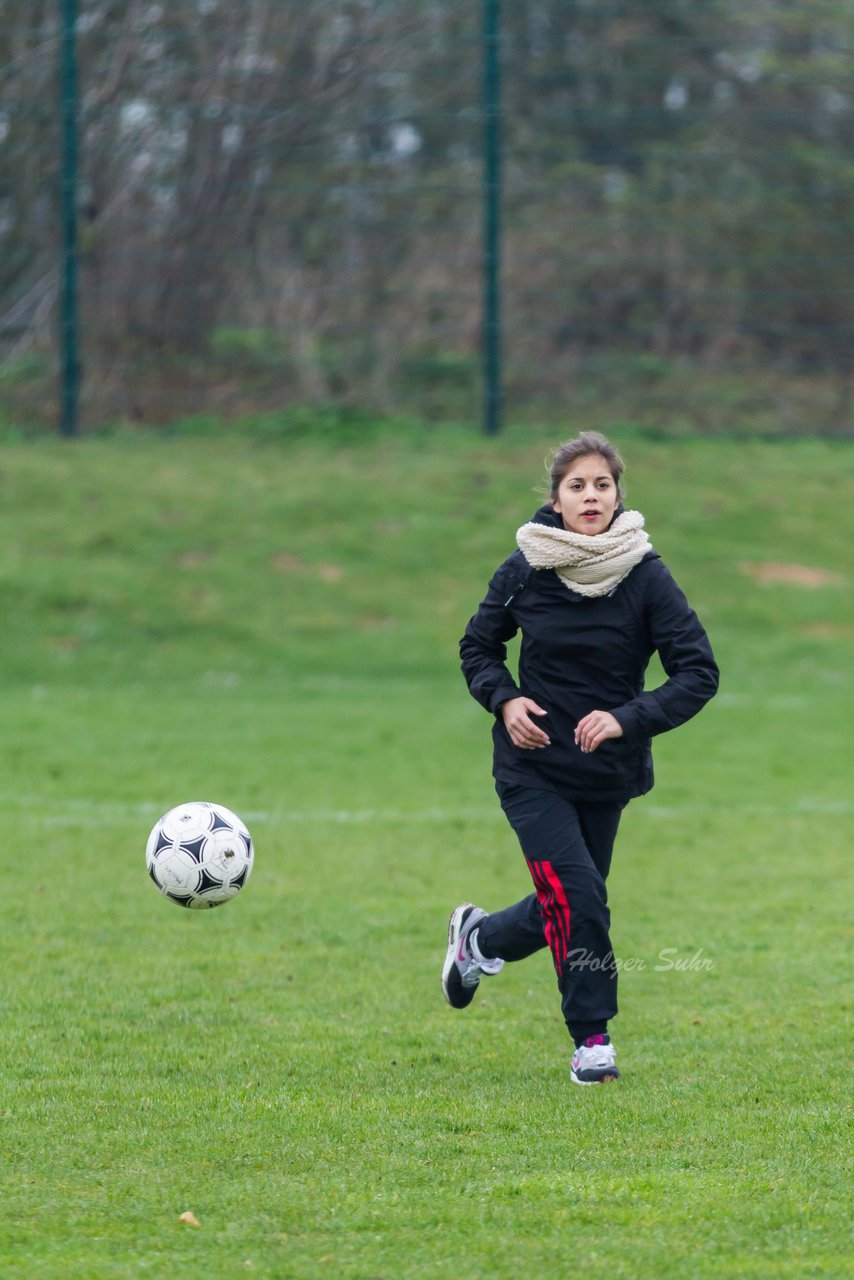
[442,432,718,1084]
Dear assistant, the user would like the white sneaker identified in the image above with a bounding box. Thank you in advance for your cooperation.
[570,1037,620,1085]
[441,903,504,1009]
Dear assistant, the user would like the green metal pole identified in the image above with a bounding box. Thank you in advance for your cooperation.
[482,0,502,435]
[59,0,80,437]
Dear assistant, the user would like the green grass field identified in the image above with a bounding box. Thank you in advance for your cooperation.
[0,426,851,1278]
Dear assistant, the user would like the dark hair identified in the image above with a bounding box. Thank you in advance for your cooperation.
[548,431,625,500]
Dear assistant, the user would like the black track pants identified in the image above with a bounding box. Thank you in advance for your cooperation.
[476,782,624,1036]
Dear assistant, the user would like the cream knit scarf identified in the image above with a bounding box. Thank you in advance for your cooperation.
[516,509,652,598]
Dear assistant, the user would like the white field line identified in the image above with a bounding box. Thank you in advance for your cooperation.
[3,797,852,826]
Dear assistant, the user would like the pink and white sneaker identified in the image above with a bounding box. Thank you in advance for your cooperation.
[441,903,504,1009]
[571,1034,620,1085]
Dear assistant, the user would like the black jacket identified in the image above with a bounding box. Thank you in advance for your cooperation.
[460,504,719,803]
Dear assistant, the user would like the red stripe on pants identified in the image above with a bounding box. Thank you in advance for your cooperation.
[529,859,571,976]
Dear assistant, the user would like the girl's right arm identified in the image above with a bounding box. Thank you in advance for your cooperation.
[459,563,523,714]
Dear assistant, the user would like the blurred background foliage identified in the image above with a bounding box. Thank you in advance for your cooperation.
[1,0,852,433]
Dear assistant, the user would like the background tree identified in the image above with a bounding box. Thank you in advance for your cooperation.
[0,0,850,429]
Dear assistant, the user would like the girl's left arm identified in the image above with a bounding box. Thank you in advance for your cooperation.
[611,561,719,746]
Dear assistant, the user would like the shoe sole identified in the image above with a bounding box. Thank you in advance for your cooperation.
[441,903,477,1009]
[570,1069,620,1086]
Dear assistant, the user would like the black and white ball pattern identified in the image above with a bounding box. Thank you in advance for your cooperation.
[146,801,254,909]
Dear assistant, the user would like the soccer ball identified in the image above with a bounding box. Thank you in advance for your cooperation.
[146,801,254,909]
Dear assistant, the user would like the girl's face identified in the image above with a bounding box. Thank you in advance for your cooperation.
[552,453,619,536]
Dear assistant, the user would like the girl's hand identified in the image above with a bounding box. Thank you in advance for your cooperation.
[575,710,623,754]
[501,697,551,749]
